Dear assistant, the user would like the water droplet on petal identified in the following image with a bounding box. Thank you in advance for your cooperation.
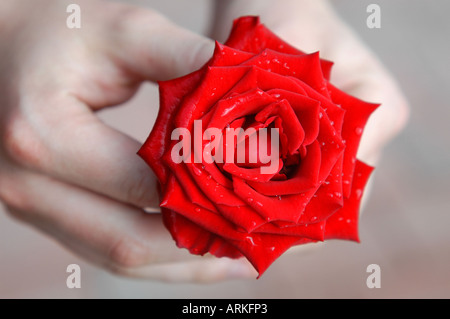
[246,236,256,246]
[247,198,254,203]
[355,127,363,135]
[193,166,202,176]
[356,189,362,199]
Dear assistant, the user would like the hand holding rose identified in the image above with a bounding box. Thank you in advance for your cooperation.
[0,0,408,282]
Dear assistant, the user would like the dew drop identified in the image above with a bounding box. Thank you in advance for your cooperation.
[195,207,201,212]
[193,166,202,176]
[247,198,254,203]
[246,236,256,246]
[278,195,282,200]
[283,62,290,69]
[355,127,363,135]
[256,201,264,207]
[355,189,362,199]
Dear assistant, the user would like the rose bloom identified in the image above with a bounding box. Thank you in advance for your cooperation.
[138,16,378,276]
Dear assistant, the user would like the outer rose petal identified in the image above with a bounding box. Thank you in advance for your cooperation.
[138,70,203,183]
[327,83,380,197]
[225,16,333,80]
[162,209,242,258]
[324,160,374,241]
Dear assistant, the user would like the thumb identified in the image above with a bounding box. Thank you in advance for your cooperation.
[108,4,215,81]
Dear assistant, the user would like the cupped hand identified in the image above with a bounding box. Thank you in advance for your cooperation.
[0,0,257,282]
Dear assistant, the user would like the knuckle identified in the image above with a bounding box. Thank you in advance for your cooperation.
[2,113,46,168]
[2,205,25,222]
[0,175,29,213]
[124,172,157,208]
[108,236,151,270]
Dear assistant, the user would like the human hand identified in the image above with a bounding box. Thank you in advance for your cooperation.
[0,0,258,282]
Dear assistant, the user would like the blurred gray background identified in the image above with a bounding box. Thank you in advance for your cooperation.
[1,0,449,298]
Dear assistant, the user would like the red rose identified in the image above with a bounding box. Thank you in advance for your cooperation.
[138,16,378,276]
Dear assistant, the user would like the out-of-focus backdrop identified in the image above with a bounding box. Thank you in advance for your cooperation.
[1,0,449,298]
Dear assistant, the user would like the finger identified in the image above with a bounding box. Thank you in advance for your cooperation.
[104,3,215,81]
[6,93,160,209]
[0,164,166,264]
[1,165,256,281]
[112,257,257,282]
[341,67,410,165]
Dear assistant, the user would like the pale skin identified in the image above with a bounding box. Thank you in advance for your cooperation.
[0,0,409,282]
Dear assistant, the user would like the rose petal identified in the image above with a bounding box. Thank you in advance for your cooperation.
[173,66,250,129]
[162,208,242,258]
[206,89,277,131]
[233,176,317,223]
[243,50,328,94]
[297,153,344,224]
[138,69,204,183]
[324,160,374,241]
[327,83,379,197]
[247,141,321,196]
[266,89,321,146]
[254,99,305,154]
